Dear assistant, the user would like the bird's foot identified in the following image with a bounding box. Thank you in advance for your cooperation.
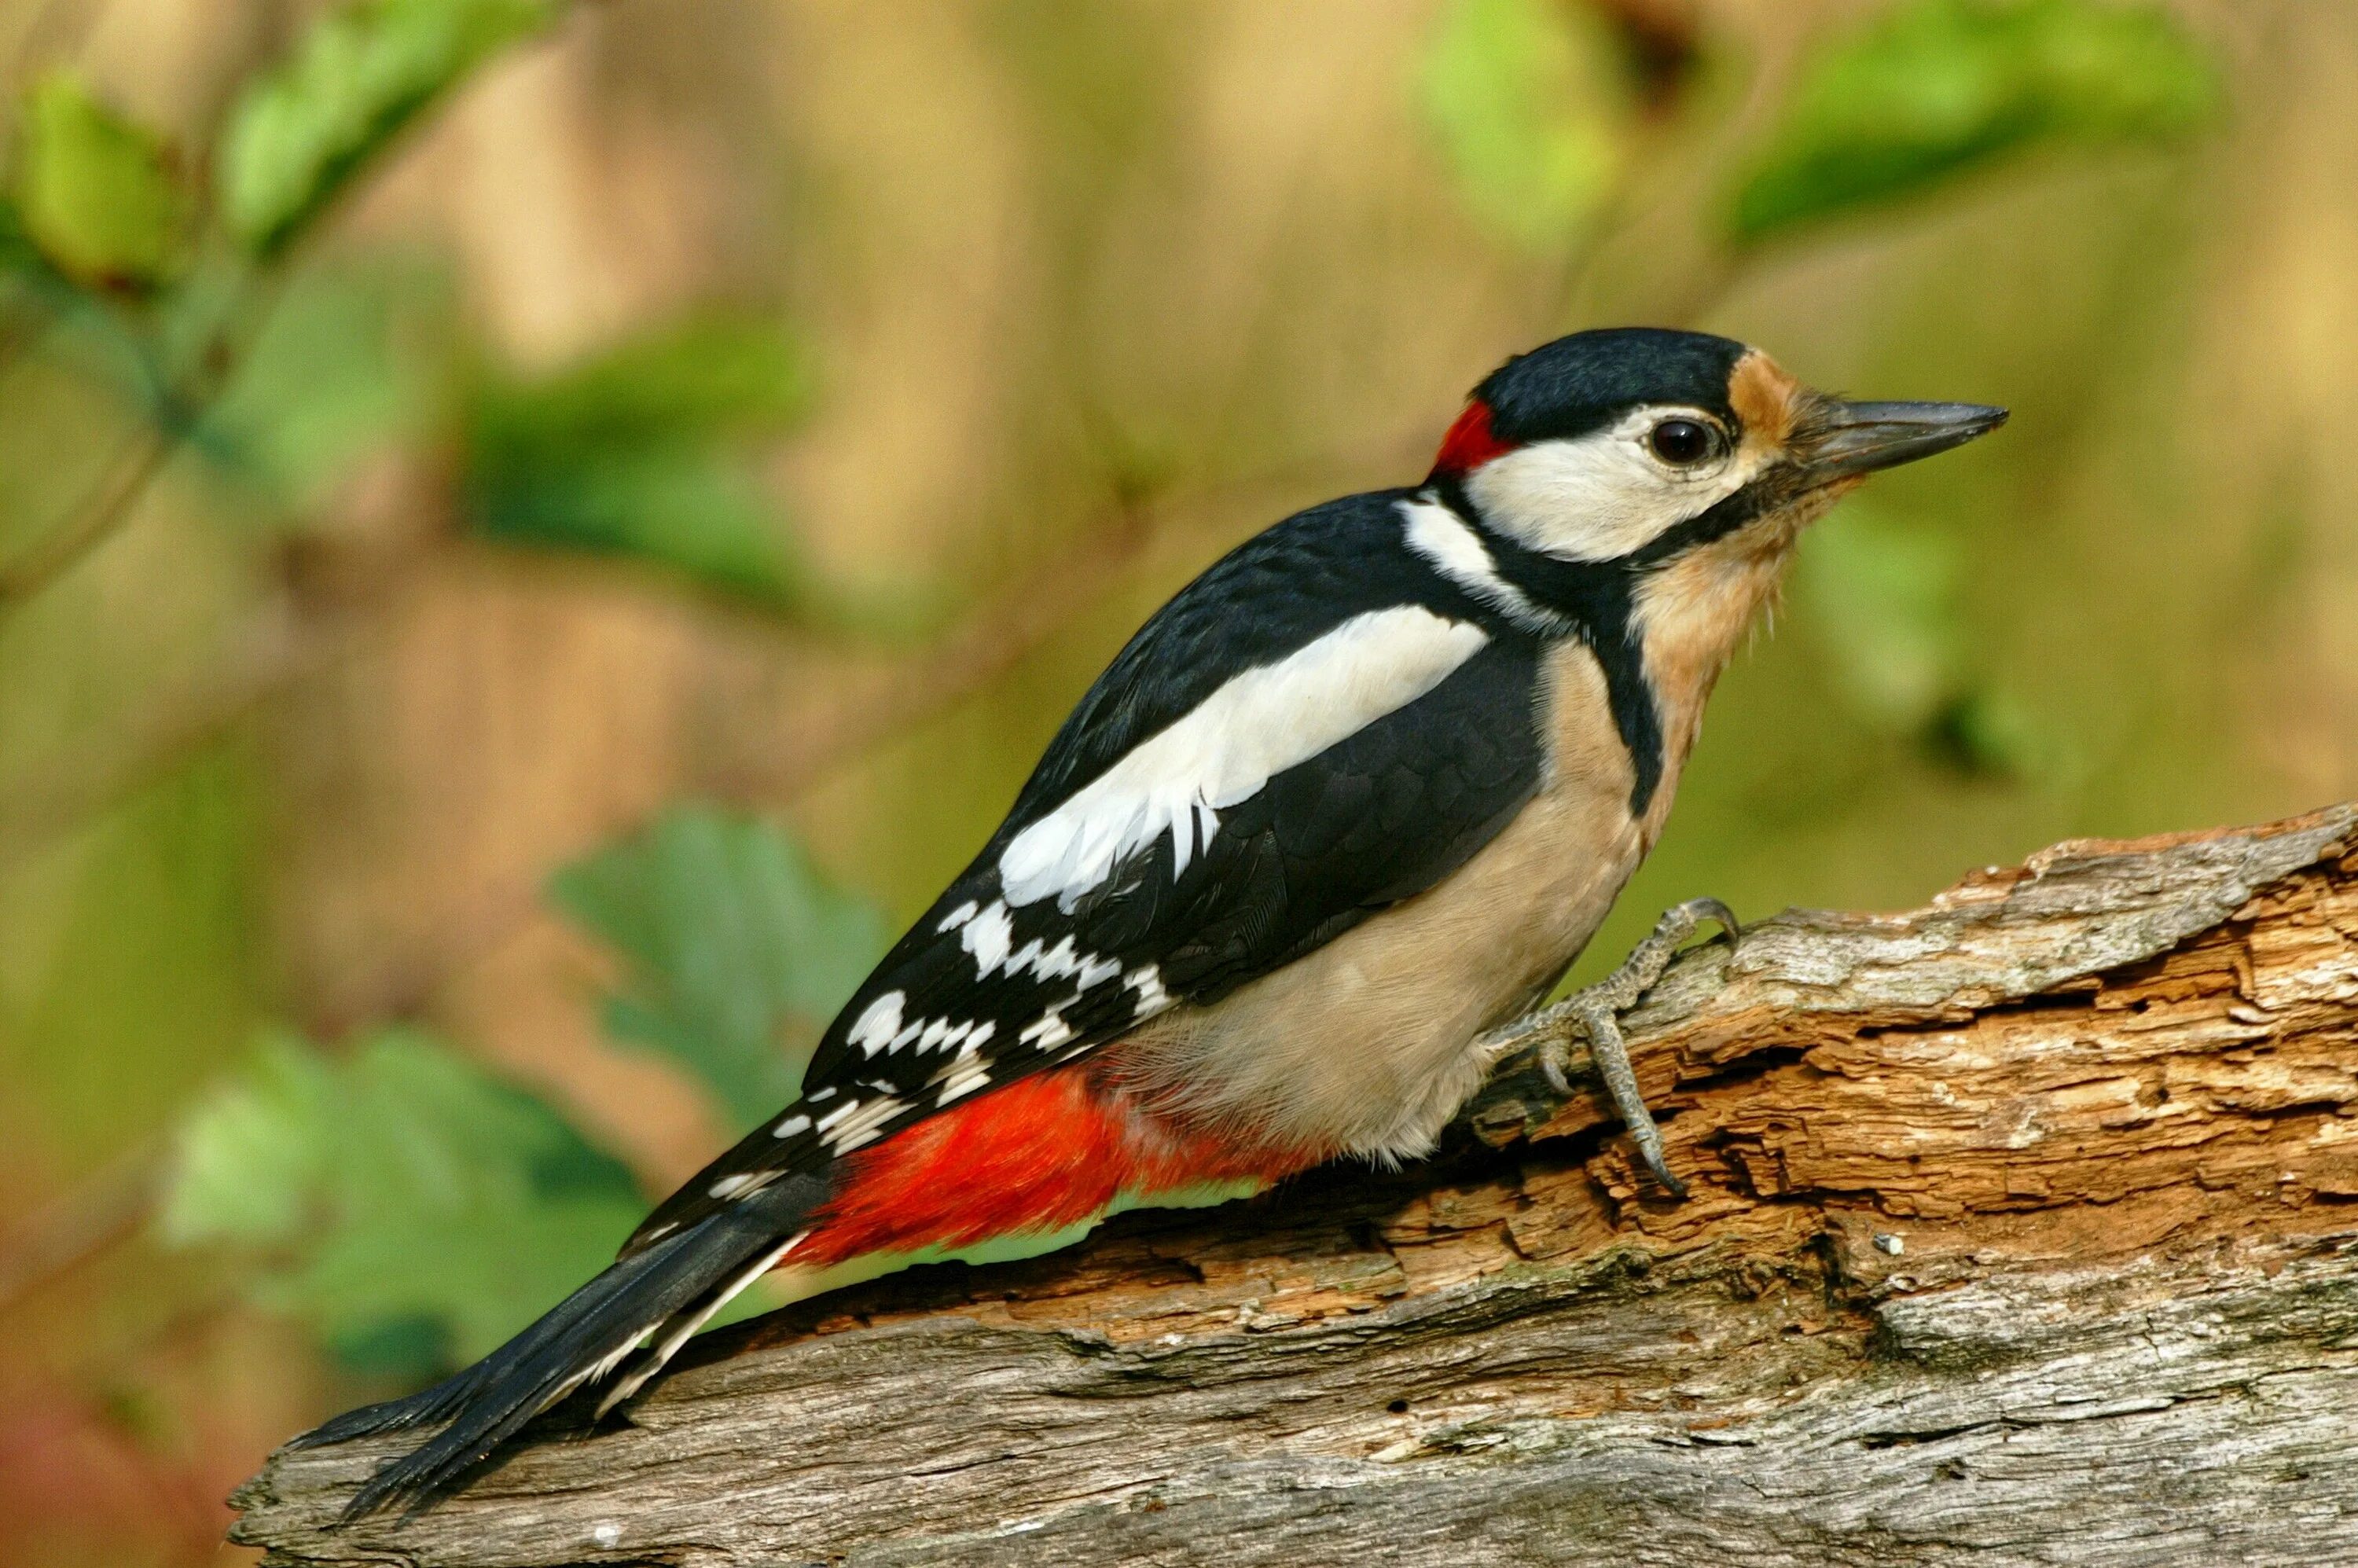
[1476,898,1739,1198]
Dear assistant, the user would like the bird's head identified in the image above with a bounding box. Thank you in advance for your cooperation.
[1430,327,2005,568]
[1423,328,2006,803]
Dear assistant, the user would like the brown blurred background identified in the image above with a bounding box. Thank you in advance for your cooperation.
[1,1,2353,1562]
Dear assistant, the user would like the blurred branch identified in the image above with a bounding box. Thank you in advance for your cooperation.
[0,253,295,625]
[0,422,171,612]
[0,1141,163,1314]
[0,448,449,876]
[0,593,300,869]
[709,500,1162,804]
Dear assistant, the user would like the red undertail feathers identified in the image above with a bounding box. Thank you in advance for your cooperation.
[788,1067,1313,1268]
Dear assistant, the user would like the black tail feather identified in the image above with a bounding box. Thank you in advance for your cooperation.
[304,1173,827,1521]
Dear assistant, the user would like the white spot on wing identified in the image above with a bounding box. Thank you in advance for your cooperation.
[936,1066,992,1104]
[772,1113,811,1138]
[997,606,1489,910]
[1019,1010,1075,1050]
[848,991,905,1057]
[960,900,1013,974]
[937,900,979,932]
[924,1020,1002,1106]
[821,1094,904,1153]
[1033,935,1079,982]
[1127,963,1170,1019]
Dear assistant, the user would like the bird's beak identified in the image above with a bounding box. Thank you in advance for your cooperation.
[1798,400,2008,484]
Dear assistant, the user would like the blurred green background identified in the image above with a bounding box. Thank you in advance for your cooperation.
[0,1,2349,1561]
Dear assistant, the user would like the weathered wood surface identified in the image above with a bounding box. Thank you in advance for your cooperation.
[232,804,2358,1566]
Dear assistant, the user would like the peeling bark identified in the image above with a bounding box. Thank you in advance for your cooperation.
[231,805,2358,1566]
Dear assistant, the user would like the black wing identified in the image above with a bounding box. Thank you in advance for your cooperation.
[626,491,1544,1251]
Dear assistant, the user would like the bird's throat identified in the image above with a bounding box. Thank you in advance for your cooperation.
[1626,509,1817,833]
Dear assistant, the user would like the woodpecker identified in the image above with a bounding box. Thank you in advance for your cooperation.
[304,327,2002,1515]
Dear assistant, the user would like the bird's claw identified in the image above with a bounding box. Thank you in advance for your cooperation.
[1484,898,1739,1199]
[1535,1040,1577,1099]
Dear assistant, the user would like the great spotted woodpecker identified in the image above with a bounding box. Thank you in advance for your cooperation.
[306,327,2003,1514]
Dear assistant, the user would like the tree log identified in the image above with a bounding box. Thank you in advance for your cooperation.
[231,805,2358,1566]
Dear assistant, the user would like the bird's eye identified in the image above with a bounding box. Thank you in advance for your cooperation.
[1647,418,1716,466]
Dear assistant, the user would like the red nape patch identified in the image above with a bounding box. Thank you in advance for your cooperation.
[788,1070,1315,1268]
[1429,398,1515,479]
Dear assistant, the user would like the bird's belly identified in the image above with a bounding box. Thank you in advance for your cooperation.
[1113,772,1647,1164]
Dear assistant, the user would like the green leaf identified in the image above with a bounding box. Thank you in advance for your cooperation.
[204,255,456,502]
[1729,0,2217,244]
[158,1031,337,1248]
[550,806,888,1131]
[1420,0,1633,252]
[13,72,182,288]
[473,314,814,447]
[0,194,42,276]
[462,315,815,600]
[218,0,557,256]
[160,1029,643,1376]
[1929,685,2045,777]
[0,196,56,344]
[472,446,794,597]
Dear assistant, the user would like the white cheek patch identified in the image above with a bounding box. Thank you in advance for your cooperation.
[997,606,1489,911]
[1465,409,1762,562]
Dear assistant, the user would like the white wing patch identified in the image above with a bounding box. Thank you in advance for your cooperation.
[997,606,1489,911]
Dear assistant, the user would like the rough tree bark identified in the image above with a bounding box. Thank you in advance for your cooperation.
[232,804,2358,1567]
